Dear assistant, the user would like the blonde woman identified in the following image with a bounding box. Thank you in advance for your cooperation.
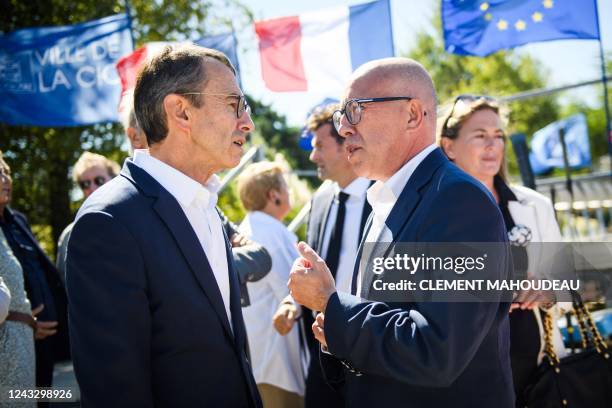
[438,95,568,406]
[237,161,305,408]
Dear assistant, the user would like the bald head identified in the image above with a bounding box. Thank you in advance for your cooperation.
[350,57,437,124]
[337,57,438,181]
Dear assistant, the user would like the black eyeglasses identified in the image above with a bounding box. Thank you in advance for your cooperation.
[332,97,413,132]
[179,92,251,119]
[78,176,107,191]
[441,94,498,137]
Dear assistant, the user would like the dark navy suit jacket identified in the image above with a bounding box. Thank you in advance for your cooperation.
[324,148,515,408]
[66,160,261,408]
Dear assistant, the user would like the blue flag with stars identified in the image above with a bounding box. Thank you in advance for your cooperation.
[442,0,600,56]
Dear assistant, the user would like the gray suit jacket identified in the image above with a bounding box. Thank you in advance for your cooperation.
[218,209,272,306]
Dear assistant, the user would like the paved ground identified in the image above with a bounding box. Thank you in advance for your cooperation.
[50,362,80,407]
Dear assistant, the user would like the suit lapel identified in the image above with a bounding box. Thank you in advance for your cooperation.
[10,209,55,270]
[362,149,448,297]
[358,193,373,244]
[315,188,335,254]
[507,200,539,239]
[122,161,234,341]
[384,148,448,250]
[351,213,374,296]
[223,226,247,349]
[152,194,234,340]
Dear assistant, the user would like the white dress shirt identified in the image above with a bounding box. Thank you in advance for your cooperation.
[356,144,437,295]
[132,150,232,328]
[239,211,305,395]
[319,177,370,294]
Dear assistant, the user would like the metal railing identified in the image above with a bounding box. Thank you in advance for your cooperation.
[287,180,333,233]
[535,171,612,241]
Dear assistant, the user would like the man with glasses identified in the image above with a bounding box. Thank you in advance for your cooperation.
[66,43,261,407]
[288,58,513,408]
[119,90,271,307]
[273,103,372,408]
[72,152,120,198]
[56,152,120,285]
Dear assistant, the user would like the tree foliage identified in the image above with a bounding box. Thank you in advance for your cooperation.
[406,12,560,176]
[0,0,255,256]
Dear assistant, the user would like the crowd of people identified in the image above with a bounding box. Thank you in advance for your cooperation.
[0,42,600,408]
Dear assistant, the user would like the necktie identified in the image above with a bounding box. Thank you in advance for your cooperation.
[325,191,349,279]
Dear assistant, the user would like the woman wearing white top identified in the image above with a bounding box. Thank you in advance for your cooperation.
[237,161,305,408]
[438,95,569,407]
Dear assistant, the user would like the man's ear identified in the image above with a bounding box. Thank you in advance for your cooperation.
[127,127,148,150]
[440,137,456,160]
[267,189,278,202]
[405,100,426,130]
[163,94,190,133]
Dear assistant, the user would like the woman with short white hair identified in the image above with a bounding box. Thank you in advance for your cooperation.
[237,161,305,408]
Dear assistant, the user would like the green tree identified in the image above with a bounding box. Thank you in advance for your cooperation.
[406,13,560,176]
[218,97,313,225]
[0,0,254,256]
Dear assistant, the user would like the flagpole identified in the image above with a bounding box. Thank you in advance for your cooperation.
[124,0,136,51]
[593,1,611,171]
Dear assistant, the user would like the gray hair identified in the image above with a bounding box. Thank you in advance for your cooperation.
[134,43,236,145]
[120,88,140,131]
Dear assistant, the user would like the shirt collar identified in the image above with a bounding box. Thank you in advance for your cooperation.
[133,149,220,210]
[367,144,437,220]
[333,177,370,199]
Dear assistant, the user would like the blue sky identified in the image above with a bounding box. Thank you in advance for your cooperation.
[235,0,611,126]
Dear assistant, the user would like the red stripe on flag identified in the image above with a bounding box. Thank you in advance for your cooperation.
[116,46,148,95]
[255,16,307,92]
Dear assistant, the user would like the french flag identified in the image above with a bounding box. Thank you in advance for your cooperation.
[254,0,394,93]
[115,34,240,112]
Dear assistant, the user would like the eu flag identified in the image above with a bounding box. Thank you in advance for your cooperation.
[442,0,600,56]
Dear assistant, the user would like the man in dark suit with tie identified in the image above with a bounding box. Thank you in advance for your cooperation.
[66,44,261,407]
[274,105,371,407]
[288,58,514,408]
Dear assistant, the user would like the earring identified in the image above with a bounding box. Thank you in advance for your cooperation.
[275,198,281,206]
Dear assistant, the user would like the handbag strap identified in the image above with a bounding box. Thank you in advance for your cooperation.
[541,291,610,368]
[571,290,609,355]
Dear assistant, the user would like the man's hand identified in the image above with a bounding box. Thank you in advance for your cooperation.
[287,242,336,312]
[273,302,299,336]
[230,233,250,248]
[510,274,555,313]
[312,312,327,349]
[32,304,58,340]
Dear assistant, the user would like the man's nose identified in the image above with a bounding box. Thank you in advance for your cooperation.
[239,111,255,133]
[309,149,319,163]
[337,114,354,138]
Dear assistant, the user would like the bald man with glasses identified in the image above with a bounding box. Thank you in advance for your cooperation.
[288,58,514,408]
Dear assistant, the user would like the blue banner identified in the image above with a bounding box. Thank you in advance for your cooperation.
[0,14,133,127]
[442,0,600,56]
[529,113,591,175]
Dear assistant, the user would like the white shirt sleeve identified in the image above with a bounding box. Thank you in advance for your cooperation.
[0,277,10,323]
